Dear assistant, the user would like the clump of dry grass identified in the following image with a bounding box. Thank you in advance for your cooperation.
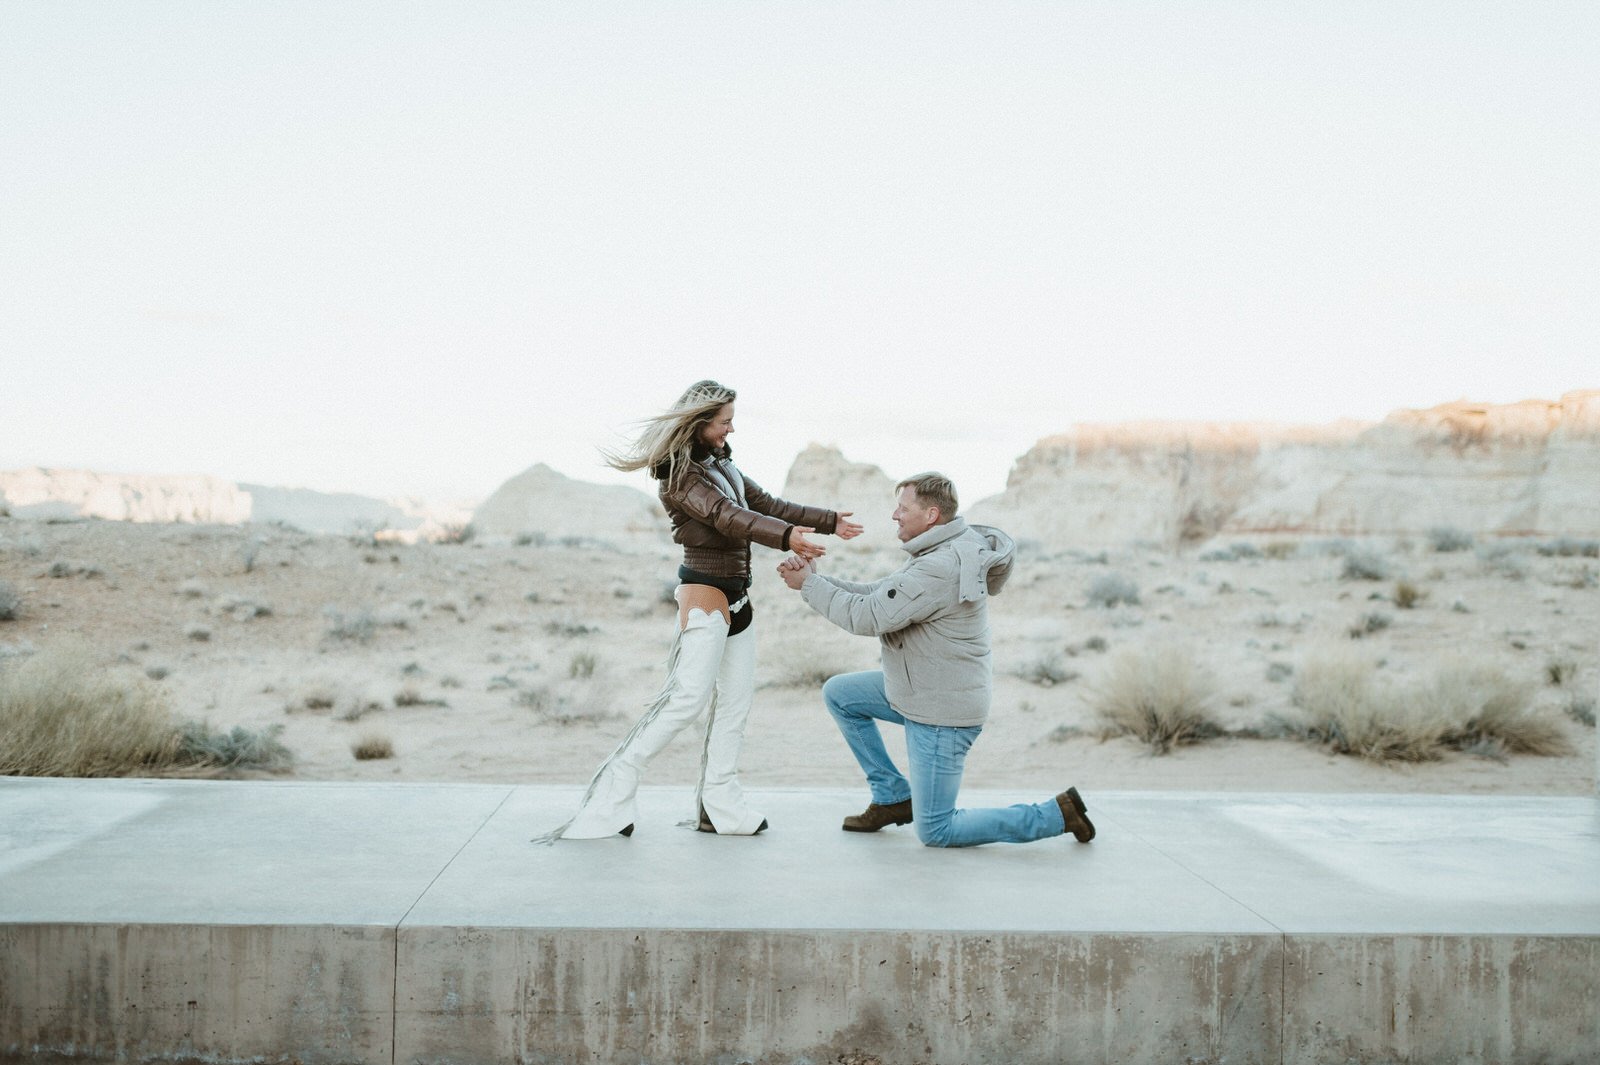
[1090,644,1222,754]
[178,721,293,771]
[285,682,339,713]
[1426,527,1474,553]
[1261,541,1297,560]
[394,682,447,708]
[323,607,377,643]
[1346,611,1392,639]
[0,647,293,776]
[0,648,181,776]
[183,622,211,642]
[1340,549,1391,581]
[1428,665,1570,758]
[0,581,21,621]
[1545,658,1577,686]
[1288,649,1446,762]
[1017,650,1077,687]
[762,639,859,690]
[352,733,395,760]
[1287,649,1571,763]
[1393,580,1424,609]
[1086,573,1140,608]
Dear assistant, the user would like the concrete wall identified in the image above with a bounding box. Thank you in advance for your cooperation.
[396,928,1281,1065]
[0,924,393,1065]
[8,925,1600,1064]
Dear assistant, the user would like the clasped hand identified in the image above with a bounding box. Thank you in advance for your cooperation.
[777,554,814,590]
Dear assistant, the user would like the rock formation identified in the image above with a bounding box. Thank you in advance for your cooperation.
[0,469,252,524]
[469,463,667,544]
[970,391,1600,547]
[780,444,901,552]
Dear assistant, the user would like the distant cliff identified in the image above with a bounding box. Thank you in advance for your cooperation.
[0,469,469,538]
[969,391,1600,546]
[0,469,251,524]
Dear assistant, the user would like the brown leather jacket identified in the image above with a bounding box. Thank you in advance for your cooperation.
[657,445,838,581]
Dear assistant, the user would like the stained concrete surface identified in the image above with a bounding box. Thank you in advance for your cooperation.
[2,778,1597,1064]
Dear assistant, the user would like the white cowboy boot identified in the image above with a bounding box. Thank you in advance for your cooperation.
[694,627,768,835]
[548,610,728,840]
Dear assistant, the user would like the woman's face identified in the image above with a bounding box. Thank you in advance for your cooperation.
[699,403,735,449]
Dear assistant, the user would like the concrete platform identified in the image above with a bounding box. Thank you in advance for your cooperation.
[2,778,1597,1065]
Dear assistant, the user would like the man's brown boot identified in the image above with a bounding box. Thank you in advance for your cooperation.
[1055,787,1096,843]
[842,799,913,833]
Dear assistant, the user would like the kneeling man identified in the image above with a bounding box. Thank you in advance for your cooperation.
[778,472,1095,847]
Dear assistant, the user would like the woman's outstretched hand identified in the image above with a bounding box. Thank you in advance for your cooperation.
[835,512,864,539]
[789,527,826,561]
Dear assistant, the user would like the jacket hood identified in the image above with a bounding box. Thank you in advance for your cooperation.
[963,523,1015,600]
[903,518,1015,602]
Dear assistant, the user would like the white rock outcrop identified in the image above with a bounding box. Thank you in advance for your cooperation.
[0,468,252,524]
[780,444,901,552]
[470,464,667,544]
[970,391,1600,547]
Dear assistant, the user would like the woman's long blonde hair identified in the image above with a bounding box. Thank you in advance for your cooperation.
[603,380,736,482]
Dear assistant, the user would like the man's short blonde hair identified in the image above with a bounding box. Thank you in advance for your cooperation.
[896,472,958,521]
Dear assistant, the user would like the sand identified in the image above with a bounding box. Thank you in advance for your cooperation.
[0,518,1594,797]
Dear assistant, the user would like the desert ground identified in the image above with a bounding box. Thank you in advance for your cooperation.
[0,516,1594,801]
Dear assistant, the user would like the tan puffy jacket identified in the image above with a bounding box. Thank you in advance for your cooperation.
[659,445,838,581]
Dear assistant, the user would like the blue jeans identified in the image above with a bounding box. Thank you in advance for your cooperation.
[822,670,1067,847]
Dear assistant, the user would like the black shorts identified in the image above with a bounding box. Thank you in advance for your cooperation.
[677,566,754,637]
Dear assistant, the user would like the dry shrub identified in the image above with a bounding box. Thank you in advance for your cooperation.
[1017,650,1077,687]
[1425,664,1571,757]
[1340,549,1391,581]
[0,648,295,776]
[352,733,395,760]
[0,648,181,776]
[0,581,22,621]
[178,721,293,771]
[1393,581,1424,609]
[1086,573,1140,608]
[1289,648,1571,763]
[287,683,339,713]
[394,682,447,708]
[762,640,858,690]
[1290,649,1447,763]
[1091,644,1222,754]
[1545,658,1577,686]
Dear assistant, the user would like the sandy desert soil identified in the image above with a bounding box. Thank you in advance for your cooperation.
[0,518,1594,798]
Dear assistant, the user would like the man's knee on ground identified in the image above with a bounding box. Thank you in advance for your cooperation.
[916,817,958,848]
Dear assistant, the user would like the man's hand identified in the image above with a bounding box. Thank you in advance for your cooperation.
[777,554,814,591]
[835,512,864,540]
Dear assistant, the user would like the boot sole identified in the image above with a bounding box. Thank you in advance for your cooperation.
[1063,787,1096,843]
[697,819,768,835]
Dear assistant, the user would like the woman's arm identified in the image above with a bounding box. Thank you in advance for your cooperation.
[668,474,792,551]
[740,472,839,536]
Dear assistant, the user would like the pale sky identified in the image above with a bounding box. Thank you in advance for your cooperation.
[3,2,1595,507]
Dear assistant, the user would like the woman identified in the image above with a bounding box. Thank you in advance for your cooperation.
[534,380,863,841]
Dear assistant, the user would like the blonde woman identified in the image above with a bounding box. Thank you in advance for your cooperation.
[535,380,863,841]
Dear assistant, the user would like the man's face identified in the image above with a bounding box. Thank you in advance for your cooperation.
[892,485,940,543]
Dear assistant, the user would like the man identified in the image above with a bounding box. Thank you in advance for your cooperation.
[778,472,1096,848]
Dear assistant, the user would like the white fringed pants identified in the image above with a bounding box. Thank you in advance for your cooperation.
[534,605,766,841]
